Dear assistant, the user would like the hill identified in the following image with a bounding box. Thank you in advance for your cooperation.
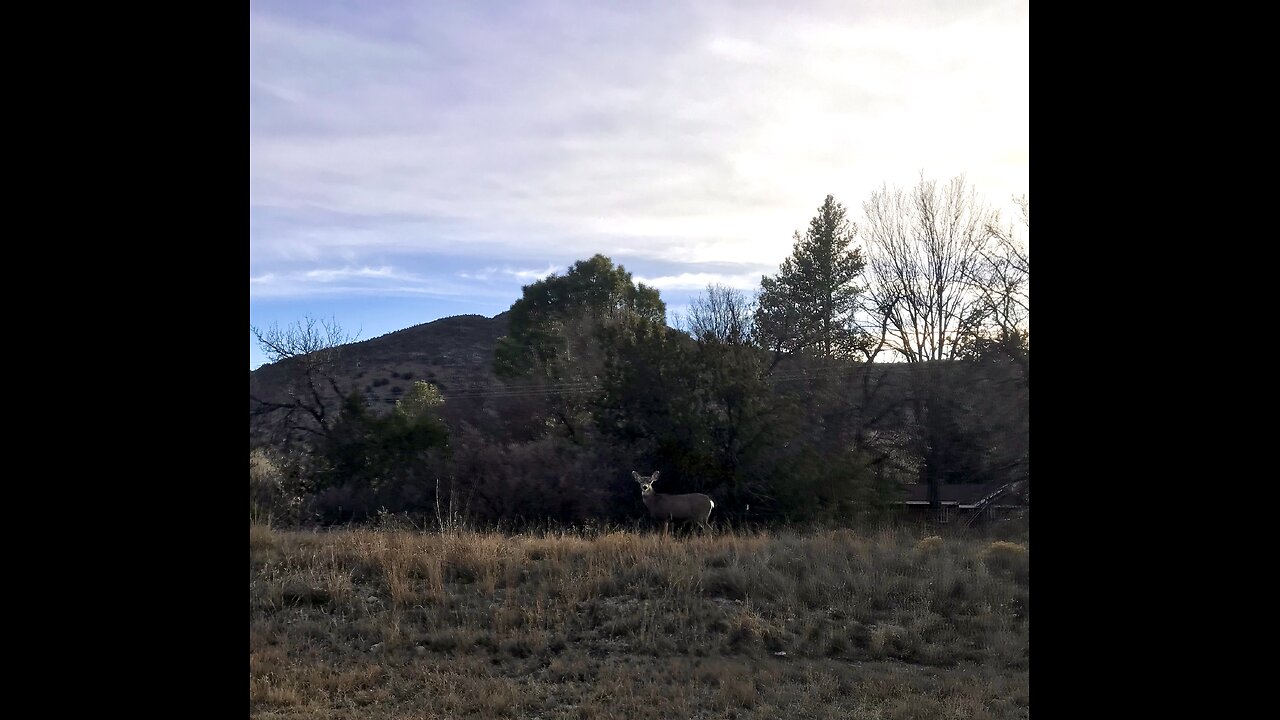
[250,313,513,435]
[250,310,1020,450]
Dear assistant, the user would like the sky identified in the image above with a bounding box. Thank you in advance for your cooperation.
[250,0,1029,370]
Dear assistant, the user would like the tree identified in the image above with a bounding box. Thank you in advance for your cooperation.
[493,254,665,441]
[860,175,1025,511]
[600,292,779,522]
[393,380,445,421]
[967,195,1030,377]
[681,285,778,517]
[754,195,869,364]
[495,254,665,379]
[965,195,1029,490]
[310,382,451,523]
[683,284,754,346]
[861,175,998,363]
[249,315,358,448]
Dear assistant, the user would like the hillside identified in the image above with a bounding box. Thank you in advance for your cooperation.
[250,310,1020,448]
[250,313,512,428]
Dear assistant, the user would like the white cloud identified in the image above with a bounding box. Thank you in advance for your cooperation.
[506,264,560,281]
[303,266,396,282]
[634,271,768,292]
[456,264,559,283]
[250,265,503,300]
[457,268,497,281]
[251,1,1028,294]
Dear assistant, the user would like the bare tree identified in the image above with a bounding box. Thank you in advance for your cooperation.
[249,315,359,447]
[860,175,1007,512]
[683,284,754,345]
[862,174,998,362]
[967,195,1029,370]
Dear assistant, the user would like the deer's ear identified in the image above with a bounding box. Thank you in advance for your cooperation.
[632,471,641,481]
[652,471,660,482]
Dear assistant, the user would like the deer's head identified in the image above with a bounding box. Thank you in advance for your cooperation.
[632,470,659,496]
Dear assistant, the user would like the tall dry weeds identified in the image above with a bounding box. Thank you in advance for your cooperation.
[251,523,1029,718]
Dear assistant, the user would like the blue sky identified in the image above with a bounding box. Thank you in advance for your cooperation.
[250,0,1029,370]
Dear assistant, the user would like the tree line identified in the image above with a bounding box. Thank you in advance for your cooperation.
[250,174,1028,528]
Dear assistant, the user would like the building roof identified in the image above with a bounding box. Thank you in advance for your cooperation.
[901,481,1025,508]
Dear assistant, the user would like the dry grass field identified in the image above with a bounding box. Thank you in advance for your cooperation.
[250,524,1028,718]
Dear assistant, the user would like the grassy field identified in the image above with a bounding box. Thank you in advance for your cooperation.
[250,523,1028,719]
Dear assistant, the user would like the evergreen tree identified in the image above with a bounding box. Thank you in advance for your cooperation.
[495,254,665,382]
[493,254,666,442]
[754,195,869,361]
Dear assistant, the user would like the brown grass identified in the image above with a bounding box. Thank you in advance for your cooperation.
[251,524,1029,718]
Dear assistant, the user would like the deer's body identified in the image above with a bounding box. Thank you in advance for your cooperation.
[633,471,714,534]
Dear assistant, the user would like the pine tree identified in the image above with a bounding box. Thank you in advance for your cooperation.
[755,195,868,360]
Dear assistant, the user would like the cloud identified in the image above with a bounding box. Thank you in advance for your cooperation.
[634,271,766,291]
[303,266,396,282]
[457,264,559,283]
[250,258,568,301]
[251,0,1028,295]
[506,264,560,281]
[706,36,771,63]
[250,264,506,300]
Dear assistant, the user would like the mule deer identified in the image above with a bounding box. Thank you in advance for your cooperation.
[632,471,714,535]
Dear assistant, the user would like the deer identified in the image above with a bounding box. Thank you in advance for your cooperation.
[632,471,714,535]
